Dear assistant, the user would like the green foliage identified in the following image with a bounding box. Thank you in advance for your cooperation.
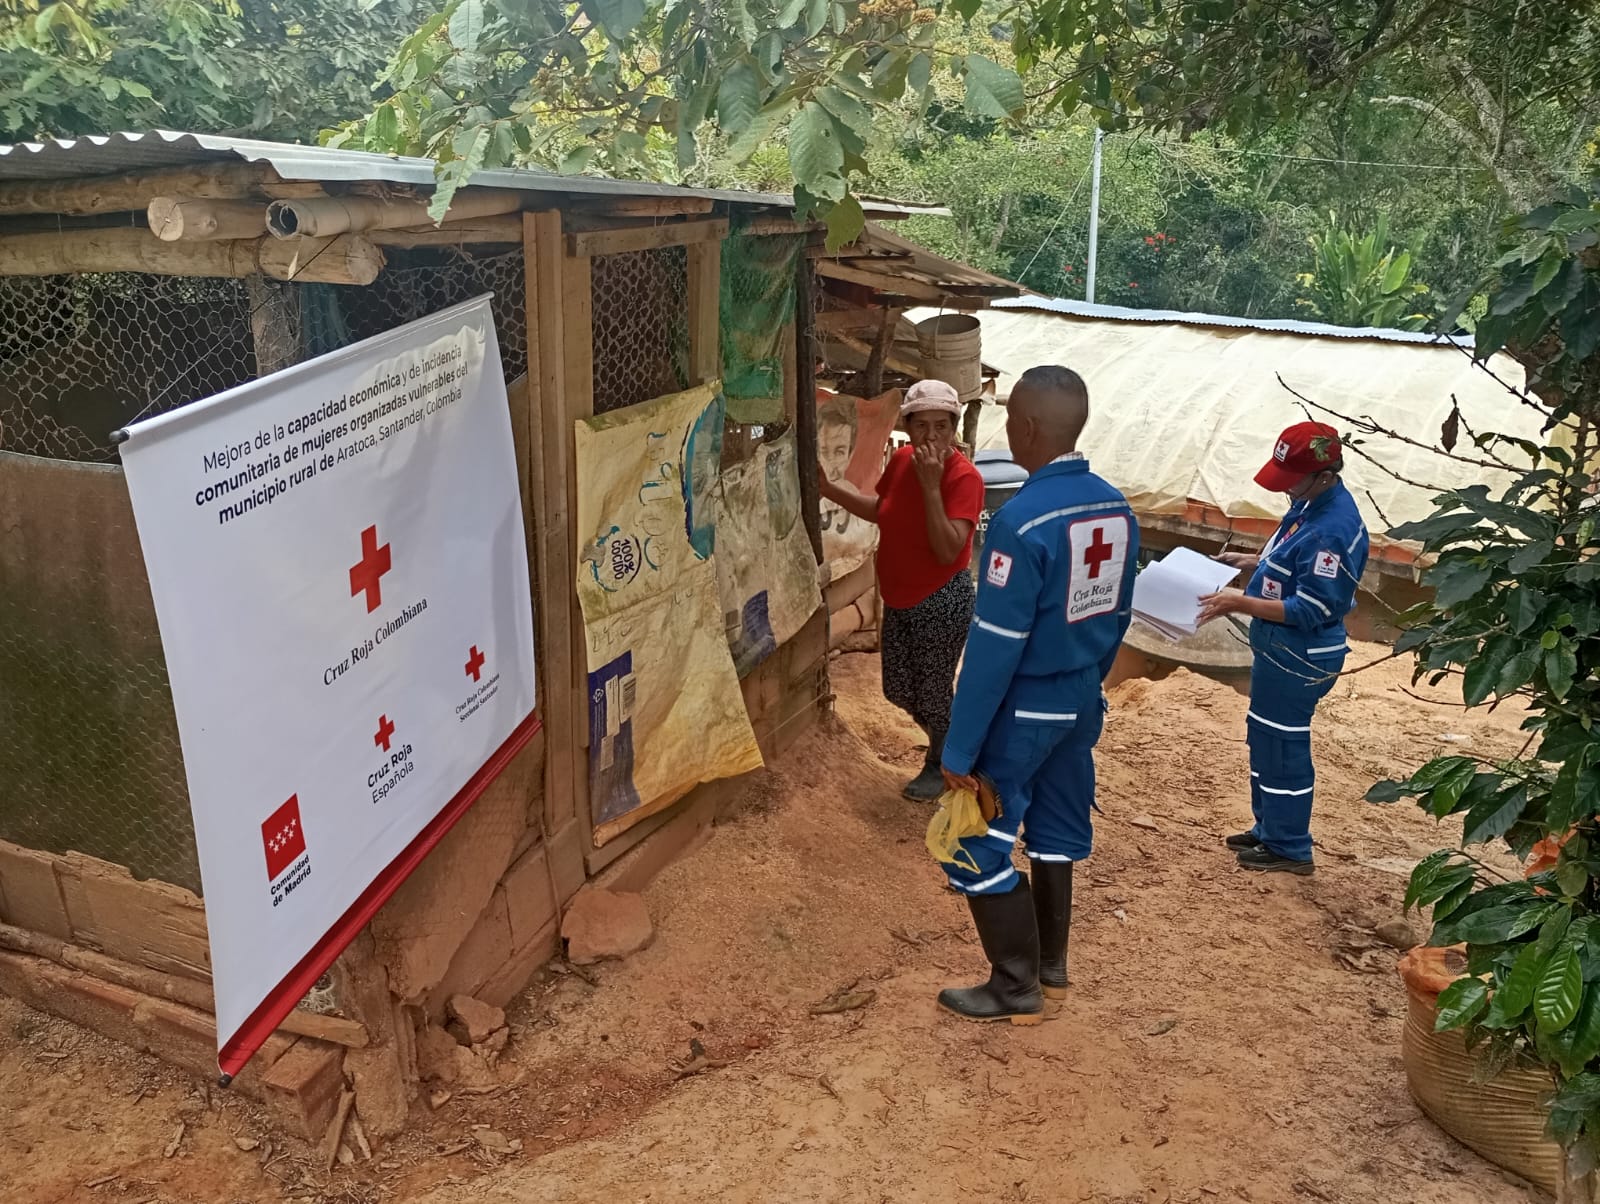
[1369,179,1600,1162]
[331,0,1028,244]
[0,0,424,142]
[1296,213,1430,331]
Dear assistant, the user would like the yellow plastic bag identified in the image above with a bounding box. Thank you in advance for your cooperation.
[926,784,996,875]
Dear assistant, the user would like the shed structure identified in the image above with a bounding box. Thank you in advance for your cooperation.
[0,131,1018,1139]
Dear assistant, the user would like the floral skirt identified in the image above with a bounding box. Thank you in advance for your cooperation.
[879,570,975,734]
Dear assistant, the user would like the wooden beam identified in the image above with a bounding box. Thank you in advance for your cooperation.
[578,196,716,218]
[369,215,523,247]
[266,188,524,239]
[685,239,721,387]
[794,256,824,565]
[525,211,583,852]
[0,162,282,216]
[814,259,945,301]
[0,227,383,284]
[814,307,888,335]
[740,216,825,237]
[566,217,729,258]
[0,921,369,1048]
[147,196,268,242]
[829,330,924,378]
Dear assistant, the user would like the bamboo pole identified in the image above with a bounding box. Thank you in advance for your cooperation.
[265,188,525,239]
[0,227,384,284]
[147,196,269,242]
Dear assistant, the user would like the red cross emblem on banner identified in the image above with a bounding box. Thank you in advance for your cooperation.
[261,794,306,882]
[374,714,396,752]
[349,525,391,613]
[465,645,486,682]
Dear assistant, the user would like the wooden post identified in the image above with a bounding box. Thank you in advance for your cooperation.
[246,276,303,378]
[794,256,823,564]
[863,306,898,399]
[0,162,282,216]
[562,235,596,837]
[524,212,593,883]
[685,239,722,388]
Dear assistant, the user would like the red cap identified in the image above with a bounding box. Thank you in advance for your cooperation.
[1255,422,1342,492]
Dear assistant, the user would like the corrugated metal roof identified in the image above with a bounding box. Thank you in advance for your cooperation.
[0,130,948,216]
[993,295,1469,348]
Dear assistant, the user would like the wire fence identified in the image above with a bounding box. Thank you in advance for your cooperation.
[0,250,529,894]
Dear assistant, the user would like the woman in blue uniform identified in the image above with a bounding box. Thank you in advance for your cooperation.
[1197,422,1369,876]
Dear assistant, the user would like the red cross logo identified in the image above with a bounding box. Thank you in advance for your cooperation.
[465,645,486,682]
[1082,526,1115,579]
[1321,554,1335,570]
[348,525,391,614]
[373,714,395,752]
[261,794,307,882]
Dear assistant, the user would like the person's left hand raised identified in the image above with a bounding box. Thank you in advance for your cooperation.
[1197,589,1244,624]
[913,441,950,492]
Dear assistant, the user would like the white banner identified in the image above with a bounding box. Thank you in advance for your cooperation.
[118,296,537,1078]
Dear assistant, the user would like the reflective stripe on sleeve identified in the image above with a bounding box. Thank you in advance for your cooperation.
[974,618,1029,640]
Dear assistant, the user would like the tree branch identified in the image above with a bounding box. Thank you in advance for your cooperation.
[1276,374,1513,474]
[1370,94,1533,207]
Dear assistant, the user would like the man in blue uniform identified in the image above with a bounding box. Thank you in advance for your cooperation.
[1198,421,1370,876]
[937,365,1139,1024]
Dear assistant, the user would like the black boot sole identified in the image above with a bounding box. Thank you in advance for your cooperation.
[1238,854,1315,876]
[936,996,1044,1025]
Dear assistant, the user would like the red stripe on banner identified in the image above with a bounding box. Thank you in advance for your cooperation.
[217,710,544,1080]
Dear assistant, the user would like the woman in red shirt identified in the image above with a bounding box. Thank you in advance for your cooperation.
[819,380,986,799]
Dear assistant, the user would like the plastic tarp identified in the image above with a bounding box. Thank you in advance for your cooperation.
[927,306,1549,545]
[574,383,763,845]
[712,431,823,677]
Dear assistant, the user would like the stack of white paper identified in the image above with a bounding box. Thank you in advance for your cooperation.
[1131,546,1242,641]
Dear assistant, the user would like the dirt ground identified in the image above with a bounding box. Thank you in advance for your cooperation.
[1,643,1548,1204]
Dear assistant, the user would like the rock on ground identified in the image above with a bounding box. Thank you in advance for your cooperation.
[447,995,506,1046]
[561,887,654,966]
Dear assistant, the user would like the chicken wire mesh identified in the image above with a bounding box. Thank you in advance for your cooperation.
[591,246,690,414]
[0,249,530,896]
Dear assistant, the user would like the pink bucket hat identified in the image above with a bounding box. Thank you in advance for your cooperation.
[900,379,962,419]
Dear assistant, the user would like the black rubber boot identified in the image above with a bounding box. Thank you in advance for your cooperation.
[937,877,1044,1025]
[903,725,947,802]
[1032,860,1073,999]
[1237,845,1315,876]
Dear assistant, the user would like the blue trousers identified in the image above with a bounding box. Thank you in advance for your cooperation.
[1246,628,1346,862]
[944,671,1104,895]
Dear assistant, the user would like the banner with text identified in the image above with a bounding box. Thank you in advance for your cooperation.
[118,295,538,1078]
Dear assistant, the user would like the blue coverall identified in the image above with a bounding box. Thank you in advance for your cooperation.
[941,455,1139,894]
[1242,479,1370,862]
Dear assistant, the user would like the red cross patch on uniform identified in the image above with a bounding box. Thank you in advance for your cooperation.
[1066,516,1129,623]
[1313,551,1340,579]
[1262,578,1283,600]
[986,550,1013,587]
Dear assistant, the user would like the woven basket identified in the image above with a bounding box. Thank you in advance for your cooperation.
[1398,945,1561,1192]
